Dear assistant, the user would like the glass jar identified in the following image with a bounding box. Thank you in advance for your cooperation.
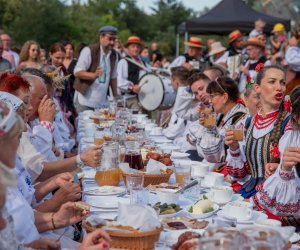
[95,142,120,186]
[124,141,144,170]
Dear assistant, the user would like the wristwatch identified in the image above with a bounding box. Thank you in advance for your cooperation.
[76,154,85,168]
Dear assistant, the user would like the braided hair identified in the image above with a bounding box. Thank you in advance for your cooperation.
[256,65,287,153]
[290,85,300,130]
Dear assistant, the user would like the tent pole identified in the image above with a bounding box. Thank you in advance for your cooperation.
[176,33,180,57]
[184,32,188,52]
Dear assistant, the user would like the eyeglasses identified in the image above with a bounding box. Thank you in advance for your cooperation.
[208,93,222,100]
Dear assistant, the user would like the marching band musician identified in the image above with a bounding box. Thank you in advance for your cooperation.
[238,37,271,94]
[220,30,246,79]
[169,37,209,72]
[117,36,151,109]
[163,66,191,139]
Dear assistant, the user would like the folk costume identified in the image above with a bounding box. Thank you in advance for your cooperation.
[226,108,290,198]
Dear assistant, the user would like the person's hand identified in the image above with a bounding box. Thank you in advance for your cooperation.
[282,147,300,171]
[77,229,111,250]
[131,85,140,94]
[81,145,102,167]
[25,238,60,250]
[186,134,196,146]
[53,201,90,228]
[239,65,249,75]
[53,182,81,204]
[265,163,279,178]
[153,60,162,68]
[52,146,61,157]
[93,67,103,79]
[225,129,239,151]
[38,95,56,123]
[53,172,73,188]
[199,113,205,126]
[182,63,193,71]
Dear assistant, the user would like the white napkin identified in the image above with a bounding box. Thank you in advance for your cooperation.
[145,159,167,174]
[119,162,140,174]
[117,203,161,232]
[86,216,120,227]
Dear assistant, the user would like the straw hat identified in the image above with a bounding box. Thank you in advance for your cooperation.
[184,37,204,48]
[125,36,142,47]
[272,23,285,33]
[228,30,243,44]
[209,42,226,56]
[246,37,265,48]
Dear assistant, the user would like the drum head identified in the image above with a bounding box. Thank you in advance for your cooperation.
[138,73,164,111]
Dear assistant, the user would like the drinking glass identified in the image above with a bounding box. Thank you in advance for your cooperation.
[203,112,217,127]
[94,131,105,146]
[175,164,191,185]
[230,124,244,141]
[126,175,145,204]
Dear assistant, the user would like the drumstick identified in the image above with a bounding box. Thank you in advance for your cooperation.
[124,57,151,73]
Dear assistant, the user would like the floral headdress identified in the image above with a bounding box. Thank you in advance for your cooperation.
[246,63,265,89]
[46,67,70,90]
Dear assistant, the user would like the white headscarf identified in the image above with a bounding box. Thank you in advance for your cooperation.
[0,91,23,111]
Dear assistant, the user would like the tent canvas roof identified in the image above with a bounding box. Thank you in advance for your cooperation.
[181,0,290,35]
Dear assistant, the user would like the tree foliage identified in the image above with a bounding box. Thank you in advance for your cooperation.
[0,0,194,54]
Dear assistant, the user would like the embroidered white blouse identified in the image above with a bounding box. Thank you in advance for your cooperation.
[251,129,300,217]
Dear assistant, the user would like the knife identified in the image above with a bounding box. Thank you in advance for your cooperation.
[175,180,199,194]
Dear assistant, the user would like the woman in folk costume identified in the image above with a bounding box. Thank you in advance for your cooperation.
[195,76,247,169]
[225,65,291,198]
[251,86,300,230]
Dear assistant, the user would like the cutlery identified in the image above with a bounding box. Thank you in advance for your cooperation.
[175,180,199,194]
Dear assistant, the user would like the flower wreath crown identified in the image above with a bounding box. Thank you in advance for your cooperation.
[246,63,265,89]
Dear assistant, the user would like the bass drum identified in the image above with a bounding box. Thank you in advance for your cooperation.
[138,73,176,111]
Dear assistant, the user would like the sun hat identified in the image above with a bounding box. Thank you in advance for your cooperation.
[246,37,265,48]
[125,36,143,47]
[184,37,204,48]
[228,30,243,44]
[209,42,226,56]
[272,23,285,33]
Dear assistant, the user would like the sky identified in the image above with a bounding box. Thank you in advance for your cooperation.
[136,0,222,14]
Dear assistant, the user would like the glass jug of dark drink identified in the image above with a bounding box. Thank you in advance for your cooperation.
[124,141,143,170]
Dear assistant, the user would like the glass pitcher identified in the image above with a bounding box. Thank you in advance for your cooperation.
[124,141,144,170]
[95,142,120,186]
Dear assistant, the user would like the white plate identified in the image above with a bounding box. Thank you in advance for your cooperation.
[160,144,181,151]
[84,186,126,196]
[87,197,130,209]
[217,210,268,224]
[159,209,183,219]
[150,132,163,136]
[152,137,172,144]
[171,152,190,158]
[186,204,219,219]
[206,193,244,205]
[82,137,94,143]
[201,181,231,189]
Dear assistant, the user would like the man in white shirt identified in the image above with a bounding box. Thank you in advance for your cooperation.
[0,33,19,68]
[74,26,118,111]
[117,36,151,108]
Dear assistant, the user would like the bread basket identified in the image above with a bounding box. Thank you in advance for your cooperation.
[122,169,173,187]
[84,223,162,250]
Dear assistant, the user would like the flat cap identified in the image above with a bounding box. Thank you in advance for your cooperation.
[98,26,118,35]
